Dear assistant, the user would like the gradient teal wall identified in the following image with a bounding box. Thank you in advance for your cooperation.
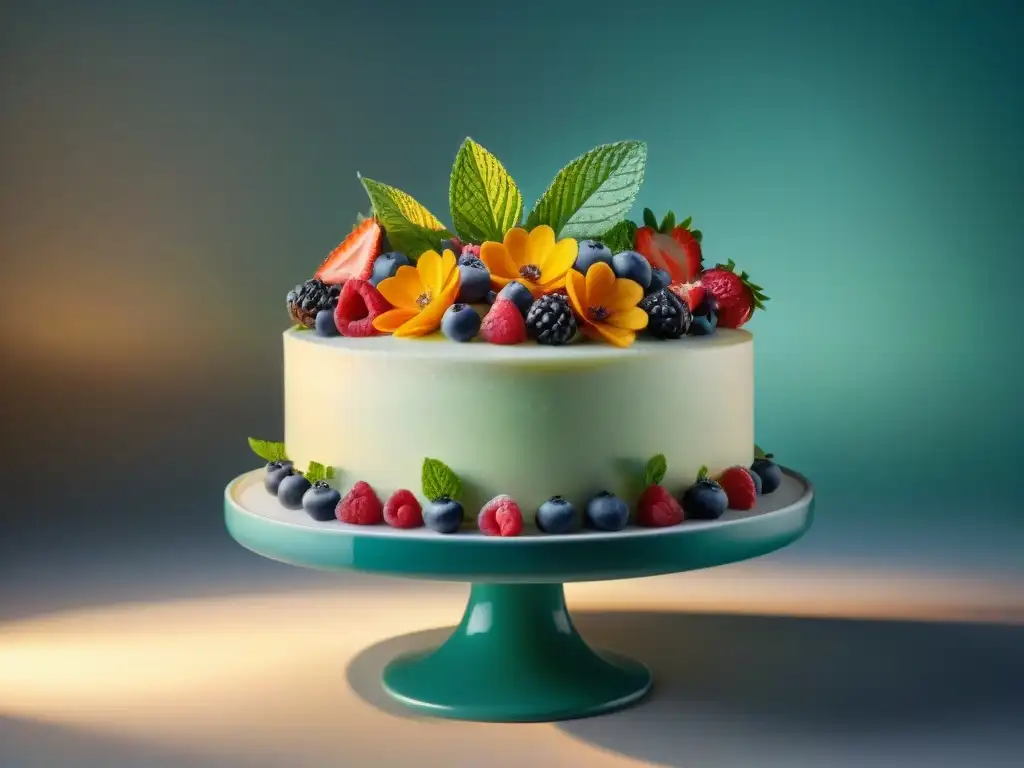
[2,0,1021,575]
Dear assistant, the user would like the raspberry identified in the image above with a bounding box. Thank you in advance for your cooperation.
[334,279,391,337]
[460,244,481,259]
[525,293,577,345]
[480,298,527,345]
[383,489,423,529]
[718,466,758,510]
[477,494,523,537]
[337,480,383,524]
[636,484,684,527]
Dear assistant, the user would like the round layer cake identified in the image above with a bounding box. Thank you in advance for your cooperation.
[284,328,753,520]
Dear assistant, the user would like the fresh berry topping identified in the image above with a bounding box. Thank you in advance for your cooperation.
[574,240,613,274]
[287,278,341,328]
[383,489,424,528]
[525,293,577,346]
[536,496,577,534]
[337,480,384,525]
[315,217,383,285]
[633,209,703,284]
[639,289,690,339]
[441,303,482,342]
[457,256,491,303]
[484,290,497,304]
[610,251,653,290]
[264,461,295,495]
[585,491,629,531]
[688,310,718,336]
[302,480,342,521]
[424,497,464,534]
[333,279,391,337]
[636,484,684,527]
[496,281,534,316]
[750,453,783,494]
[681,466,728,520]
[480,298,527,345]
[370,252,411,286]
[746,467,763,495]
[440,237,463,255]
[670,281,707,313]
[478,494,524,537]
[460,244,481,259]
[648,268,671,295]
[314,308,339,336]
[277,473,311,510]
[718,466,758,510]
[699,260,769,329]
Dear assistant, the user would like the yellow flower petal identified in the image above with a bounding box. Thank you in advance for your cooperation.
[565,268,587,319]
[372,308,418,333]
[417,250,443,295]
[439,249,458,287]
[538,237,578,284]
[405,268,461,335]
[607,306,649,331]
[585,261,616,304]
[503,227,530,268]
[527,225,556,266]
[606,277,645,311]
[590,322,636,348]
[377,266,423,310]
[480,241,519,281]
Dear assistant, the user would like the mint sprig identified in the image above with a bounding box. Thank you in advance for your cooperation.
[643,453,667,487]
[359,174,453,261]
[449,138,523,244]
[696,465,710,482]
[526,141,648,239]
[248,437,288,463]
[598,219,638,253]
[304,461,335,483]
[754,444,767,460]
[421,457,462,502]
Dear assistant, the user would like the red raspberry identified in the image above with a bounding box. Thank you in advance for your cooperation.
[477,494,523,537]
[334,279,391,337]
[336,480,383,524]
[480,298,527,345]
[718,466,758,510]
[461,244,481,258]
[383,489,423,529]
[636,484,684,527]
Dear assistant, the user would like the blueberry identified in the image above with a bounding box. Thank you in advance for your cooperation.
[485,290,498,304]
[264,461,294,494]
[277,473,312,510]
[688,311,718,336]
[441,303,481,342]
[682,479,728,520]
[457,258,491,304]
[424,497,464,534]
[302,480,341,521]
[611,251,652,290]
[746,467,763,495]
[585,491,629,531]
[370,252,411,286]
[751,456,783,494]
[574,240,613,274]
[497,281,533,316]
[537,496,577,534]
[648,268,671,295]
[314,308,339,336]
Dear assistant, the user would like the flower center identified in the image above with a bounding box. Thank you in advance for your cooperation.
[519,264,541,281]
[589,305,610,322]
[416,291,432,308]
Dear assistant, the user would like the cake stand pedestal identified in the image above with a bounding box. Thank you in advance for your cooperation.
[224,469,813,722]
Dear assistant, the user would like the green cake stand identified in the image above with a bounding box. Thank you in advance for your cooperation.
[224,468,813,722]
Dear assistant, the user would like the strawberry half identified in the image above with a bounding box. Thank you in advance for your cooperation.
[315,217,383,285]
[699,259,769,329]
[669,280,707,312]
[633,209,703,284]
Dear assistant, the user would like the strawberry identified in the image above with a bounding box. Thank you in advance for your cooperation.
[717,466,758,510]
[633,209,703,285]
[669,280,707,312]
[315,216,383,285]
[636,484,684,527]
[480,298,527,345]
[698,259,769,329]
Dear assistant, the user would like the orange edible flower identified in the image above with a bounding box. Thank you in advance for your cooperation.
[565,261,648,347]
[479,225,577,297]
[372,249,461,337]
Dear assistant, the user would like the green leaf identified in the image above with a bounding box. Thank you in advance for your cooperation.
[248,437,287,463]
[305,460,326,483]
[291,324,312,332]
[359,175,453,260]
[642,208,658,229]
[660,211,676,233]
[643,453,667,487]
[696,464,709,482]
[680,215,693,230]
[526,141,648,239]
[598,220,637,253]
[754,444,767,460]
[449,138,523,244]
[421,457,462,502]
[325,466,335,480]
[691,229,703,244]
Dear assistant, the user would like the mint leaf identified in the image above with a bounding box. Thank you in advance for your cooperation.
[359,174,453,261]
[305,461,325,483]
[449,138,523,244]
[421,457,462,501]
[598,220,637,253]
[325,466,335,480]
[526,141,648,239]
[696,465,709,482]
[248,437,287,463]
[643,453,667,487]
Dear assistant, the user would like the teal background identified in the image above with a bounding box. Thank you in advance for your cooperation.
[2,0,1022,593]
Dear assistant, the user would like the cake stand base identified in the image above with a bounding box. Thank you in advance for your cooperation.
[382,583,651,722]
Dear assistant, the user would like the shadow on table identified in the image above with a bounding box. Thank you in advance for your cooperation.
[347,610,1024,767]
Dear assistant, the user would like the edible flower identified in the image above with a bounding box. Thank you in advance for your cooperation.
[565,261,647,347]
[372,249,461,337]
[480,225,577,297]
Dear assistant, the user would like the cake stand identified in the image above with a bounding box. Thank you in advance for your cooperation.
[224,468,813,722]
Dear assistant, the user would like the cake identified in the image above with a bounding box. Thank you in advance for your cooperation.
[248,138,782,536]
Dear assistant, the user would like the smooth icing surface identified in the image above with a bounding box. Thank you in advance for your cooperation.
[284,329,754,522]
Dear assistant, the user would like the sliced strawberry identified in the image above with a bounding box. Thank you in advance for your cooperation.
[315,217,383,285]
[632,209,703,284]
[669,280,706,311]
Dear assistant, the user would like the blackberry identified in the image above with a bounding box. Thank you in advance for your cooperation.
[639,289,690,339]
[525,293,577,346]
[287,278,341,328]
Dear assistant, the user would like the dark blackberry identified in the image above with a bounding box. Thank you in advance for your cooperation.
[639,289,690,339]
[286,278,341,328]
[525,293,577,346]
